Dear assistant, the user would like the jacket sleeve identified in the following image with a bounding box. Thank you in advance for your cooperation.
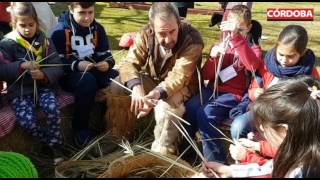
[231,33,262,71]
[93,24,115,69]
[230,160,273,178]
[119,31,148,86]
[259,140,277,158]
[158,44,203,98]
[50,28,79,72]
[240,151,269,166]
[248,78,260,101]
[0,40,24,83]
[201,56,218,81]
[40,38,64,85]
[312,68,320,80]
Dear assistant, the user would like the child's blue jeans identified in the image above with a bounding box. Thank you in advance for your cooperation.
[184,87,239,163]
[230,111,253,140]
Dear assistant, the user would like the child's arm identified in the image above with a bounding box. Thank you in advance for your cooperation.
[93,23,115,70]
[230,33,262,71]
[240,151,269,165]
[201,56,218,80]
[229,160,273,177]
[230,140,269,165]
[202,160,273,178]
[201,43,225,80]
[248,78,264,101]
[312,68,320,80]
[259,140,278,158]
[230,138,271,165]
[0,41,26,82]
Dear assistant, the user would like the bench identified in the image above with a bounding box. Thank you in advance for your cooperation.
[0,88,75,138]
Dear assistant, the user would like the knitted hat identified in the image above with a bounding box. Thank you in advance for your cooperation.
[0,151,38,178]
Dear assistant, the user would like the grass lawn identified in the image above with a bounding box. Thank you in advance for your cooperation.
[51,2,320,65]
[37,3,320,177]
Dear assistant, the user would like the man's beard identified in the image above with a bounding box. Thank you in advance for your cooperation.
[160,41,175,50]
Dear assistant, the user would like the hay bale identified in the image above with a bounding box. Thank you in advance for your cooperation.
[104,89,137,140]
[0,105,74,152]
[0,103,107,177]
[98,153,196,178]
[0,125,39,153]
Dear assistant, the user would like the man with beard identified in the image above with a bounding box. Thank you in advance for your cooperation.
[107,2,204,156]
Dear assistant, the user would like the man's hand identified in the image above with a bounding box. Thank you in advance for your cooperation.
[95,61,109,72]
[78,61,94,71]
[202,161,232,178]
[30,70,45,80]
[131,85,145,116]
[21,61,39,70]
[137,89,160,119]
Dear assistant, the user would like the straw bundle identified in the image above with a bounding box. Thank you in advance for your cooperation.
[98,153,196,178]
[104,88,137,140]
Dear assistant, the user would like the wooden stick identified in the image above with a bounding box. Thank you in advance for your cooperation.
[77,63,94,84]
[1,70,28,93]
[209,122,234,144]
[37,52,57,64]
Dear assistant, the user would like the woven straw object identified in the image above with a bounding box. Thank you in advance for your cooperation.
[55,160,108,178]
[98,153,196,178]
[104,88,137,140]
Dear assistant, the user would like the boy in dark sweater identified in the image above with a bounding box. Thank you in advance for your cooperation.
[51,2,118,146]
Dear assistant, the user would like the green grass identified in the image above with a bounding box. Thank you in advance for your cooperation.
[51,2,320,64]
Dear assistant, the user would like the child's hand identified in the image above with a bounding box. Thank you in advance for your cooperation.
[254,88,264,98]
[202,161,231,178]
[30,70,45,80]
[21,61,39,70]
[238,138,260,152]
[229,143,247,161]
[95,61,109,72]
[78,61,94,71]
[209,43,225,58]
[220,20,239,36]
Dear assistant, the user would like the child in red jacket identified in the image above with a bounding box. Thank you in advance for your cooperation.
[230,25,320,141]
[229,135,277,178]
[184,5,262,163]
[203,76,320,178]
